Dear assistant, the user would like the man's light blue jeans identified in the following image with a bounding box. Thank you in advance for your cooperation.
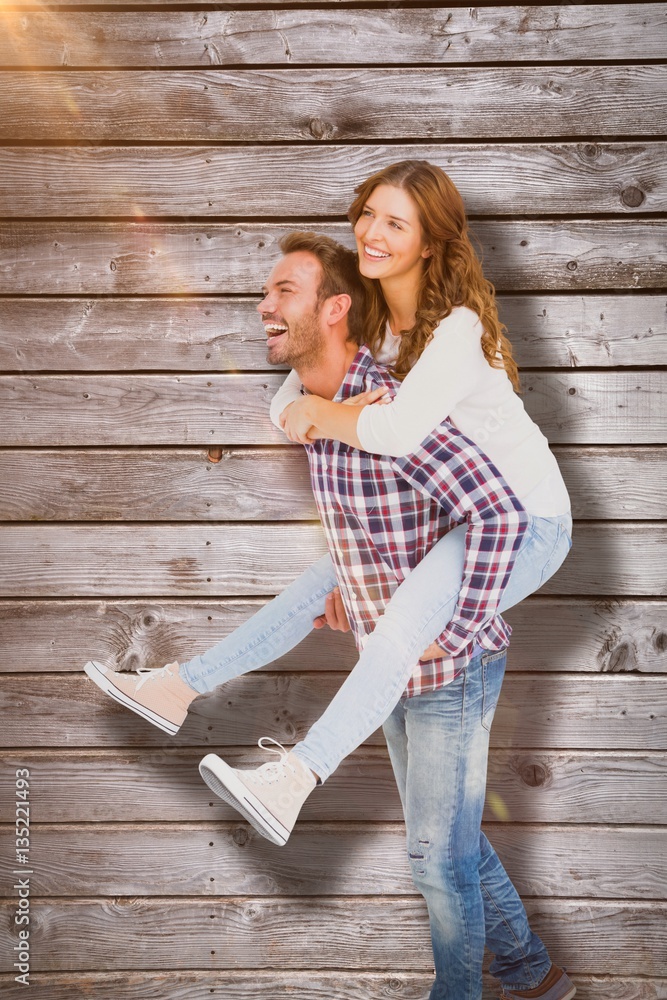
[383,646,551,999]
[180,511,572,784]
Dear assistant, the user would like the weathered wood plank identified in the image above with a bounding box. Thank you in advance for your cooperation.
[1,822,662,900]
[1,67,664,141]
[502,598,667,674]
[1,221,663,295]
[2,673,664,750]
[3,143,663,217]
[1,749,663,824]
[0,0,494,4]
[0,447,664,521]
[0,522,332,597]
[0,447,306,519]
[0,598,360,675]
[0,972,664,1000]
[0,373,287,446]
[0,523,664,598]
[483,823,667,902]
[0,296,273,372]
[1,896,665,974]
[1,597,664,676]
[1,7,664,67]
[2,0,414,4]
[1,372,665,446]
[516,372,667,445]
[554,447,667,519]
[1,294,666,372]
[0,448,320,521]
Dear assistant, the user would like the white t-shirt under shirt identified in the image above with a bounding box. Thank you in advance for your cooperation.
[269,306,571,517]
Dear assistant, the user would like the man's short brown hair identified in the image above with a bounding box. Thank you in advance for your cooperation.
[279,231,367,345]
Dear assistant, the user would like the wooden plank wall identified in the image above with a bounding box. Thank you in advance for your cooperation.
[0,2,666,997]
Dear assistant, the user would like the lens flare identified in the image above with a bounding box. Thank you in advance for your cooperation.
[1,10,83,120]
[486,791,510,822]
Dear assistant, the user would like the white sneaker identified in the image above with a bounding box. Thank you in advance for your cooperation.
[84,660,197,735]
[199,738,317,846]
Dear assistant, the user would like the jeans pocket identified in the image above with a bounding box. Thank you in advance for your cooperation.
[481,650,506,732]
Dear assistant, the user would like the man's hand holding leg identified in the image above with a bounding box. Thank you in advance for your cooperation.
[313,588,350,631]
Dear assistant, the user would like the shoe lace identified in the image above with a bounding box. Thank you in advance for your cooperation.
[134,663,176,691]
[249,737,298,785]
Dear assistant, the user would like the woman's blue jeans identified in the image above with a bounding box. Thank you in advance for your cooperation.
[180,511,572,782]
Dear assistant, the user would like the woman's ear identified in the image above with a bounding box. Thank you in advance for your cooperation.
[421,246,433,259]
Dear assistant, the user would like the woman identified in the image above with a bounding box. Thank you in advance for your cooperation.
[273,161,569,516]
[85,161,574,999]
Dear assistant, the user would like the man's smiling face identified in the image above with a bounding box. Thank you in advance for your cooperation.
[258,252,327,369]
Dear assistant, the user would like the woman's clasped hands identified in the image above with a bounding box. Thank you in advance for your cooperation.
[279,386,390,444]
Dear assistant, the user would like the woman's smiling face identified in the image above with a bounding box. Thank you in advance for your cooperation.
[353,183,431,283]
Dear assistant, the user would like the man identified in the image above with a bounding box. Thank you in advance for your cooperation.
[85,233,574,1000]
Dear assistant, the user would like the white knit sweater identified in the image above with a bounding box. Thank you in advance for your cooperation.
[269,306,571,516]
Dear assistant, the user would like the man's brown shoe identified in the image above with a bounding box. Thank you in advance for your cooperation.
[500,964,576,999]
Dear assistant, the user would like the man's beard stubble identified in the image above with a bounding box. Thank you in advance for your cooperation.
[266,312,326,372]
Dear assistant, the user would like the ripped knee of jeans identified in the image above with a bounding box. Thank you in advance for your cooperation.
[407,837,431,878]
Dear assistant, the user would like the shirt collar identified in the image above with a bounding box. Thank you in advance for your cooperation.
[332,346,394,403]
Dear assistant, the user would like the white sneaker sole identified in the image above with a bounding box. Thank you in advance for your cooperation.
[83,660,180,736]
[198,753,289,847]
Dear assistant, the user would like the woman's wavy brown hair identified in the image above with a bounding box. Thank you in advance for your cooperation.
[348,159,520,391]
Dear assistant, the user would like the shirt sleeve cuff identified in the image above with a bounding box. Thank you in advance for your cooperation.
[434,621,476,657]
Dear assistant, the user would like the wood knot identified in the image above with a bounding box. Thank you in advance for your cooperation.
[232,827,249,846]
[654,632,667,654]
[120,653,140,672]
[387,979,405,993]
[518,760,550,787]
[606,642,632,672]
[308,117,336,140]
[620,186,645,208]
[582,143,601,159]
[566,260,578,271]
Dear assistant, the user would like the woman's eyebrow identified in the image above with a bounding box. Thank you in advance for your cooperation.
[387,214,411,226]
[364,202,411,227]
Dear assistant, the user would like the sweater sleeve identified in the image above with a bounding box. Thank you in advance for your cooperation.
[269,368,303,430]
[357,309,487,456]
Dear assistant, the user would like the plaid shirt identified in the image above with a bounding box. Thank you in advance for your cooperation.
[304,347,530,697]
